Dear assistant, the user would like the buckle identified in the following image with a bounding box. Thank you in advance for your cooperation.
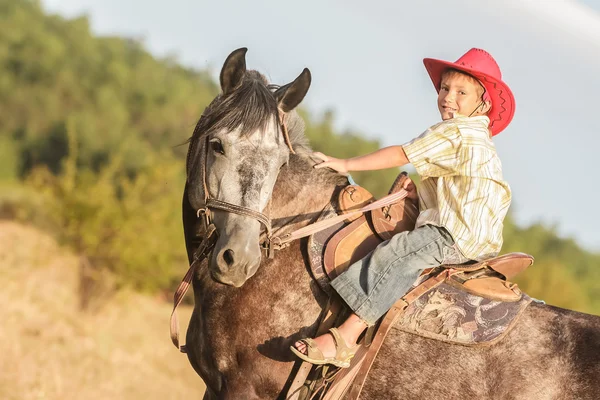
[196,207,211,228]
[261,236,284,259]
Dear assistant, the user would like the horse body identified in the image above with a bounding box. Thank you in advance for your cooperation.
[182,48,600,399]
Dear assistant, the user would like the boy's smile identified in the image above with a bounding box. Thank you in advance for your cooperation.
[437,72,489,120]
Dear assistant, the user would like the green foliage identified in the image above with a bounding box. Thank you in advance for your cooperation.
[0,0,598,315]
[0,136,19,181]
[503,216,600,315]
[0,0,217,177]
[24,124,188,291]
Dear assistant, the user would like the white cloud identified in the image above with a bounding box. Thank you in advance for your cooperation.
[505,0,600,51]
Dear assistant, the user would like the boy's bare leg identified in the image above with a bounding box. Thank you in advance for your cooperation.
[294,313,367,357]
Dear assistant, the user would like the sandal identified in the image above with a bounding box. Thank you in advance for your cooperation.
[290,328,358,368]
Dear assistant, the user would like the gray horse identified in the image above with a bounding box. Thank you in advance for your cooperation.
[182,48,600,399]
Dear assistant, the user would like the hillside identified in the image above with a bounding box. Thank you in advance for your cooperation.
[0,221,205,399]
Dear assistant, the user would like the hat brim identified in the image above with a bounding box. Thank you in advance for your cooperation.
[423,58,515,136]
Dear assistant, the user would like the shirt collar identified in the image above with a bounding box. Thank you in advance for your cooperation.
[451,114,490,125]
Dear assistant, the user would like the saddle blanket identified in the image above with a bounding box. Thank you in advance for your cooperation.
[396,281,532,345]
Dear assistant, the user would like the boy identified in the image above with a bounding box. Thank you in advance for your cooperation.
[291,48,515,368]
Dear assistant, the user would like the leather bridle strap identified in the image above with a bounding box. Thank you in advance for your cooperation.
[170,224,217,352]
[279,110,296,155]
[195,110,409,255]
[269,188,409,250]
[174,114,410,352]
[205,198,272,236]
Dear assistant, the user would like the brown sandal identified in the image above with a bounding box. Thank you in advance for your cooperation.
[290,328,358,368]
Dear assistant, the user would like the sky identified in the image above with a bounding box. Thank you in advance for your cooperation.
[43,0,600,251]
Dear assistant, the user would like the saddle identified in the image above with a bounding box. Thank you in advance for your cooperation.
[290,172,535,400]
[324,173,419,280]
[316,172,532,299]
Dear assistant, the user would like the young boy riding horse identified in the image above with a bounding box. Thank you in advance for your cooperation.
[292,48,515,368]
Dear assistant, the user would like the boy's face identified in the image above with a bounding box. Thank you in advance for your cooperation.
[438,72,489,120]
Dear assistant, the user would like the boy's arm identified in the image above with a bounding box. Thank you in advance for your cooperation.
[313,146,409,173]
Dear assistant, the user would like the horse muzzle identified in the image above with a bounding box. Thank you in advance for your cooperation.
[210,235,261,287]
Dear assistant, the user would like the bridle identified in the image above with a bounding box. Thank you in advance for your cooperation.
[171,110,408,351]
[193,109,295,259]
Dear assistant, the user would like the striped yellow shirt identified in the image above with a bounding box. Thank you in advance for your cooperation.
[402,115,511,261]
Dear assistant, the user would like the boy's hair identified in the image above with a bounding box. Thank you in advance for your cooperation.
[441,68,486,100]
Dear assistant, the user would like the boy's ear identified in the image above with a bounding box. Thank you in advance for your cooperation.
[481,100,492,114]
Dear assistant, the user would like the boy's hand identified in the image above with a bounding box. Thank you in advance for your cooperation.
[312,152,348,174]
[402,177,419,202]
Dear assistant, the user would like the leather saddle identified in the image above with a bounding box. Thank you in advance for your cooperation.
[312,172,534,301]
[324,173,419,280]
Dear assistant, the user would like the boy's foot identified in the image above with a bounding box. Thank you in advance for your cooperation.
[291,314,367,367]
[293,313,367,357]
[291,328,358,368]
[293,331,338,359]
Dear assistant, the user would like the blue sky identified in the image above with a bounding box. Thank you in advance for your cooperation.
[43,0,600,251]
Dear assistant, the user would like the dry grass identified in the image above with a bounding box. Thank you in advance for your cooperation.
[0,221,205,400]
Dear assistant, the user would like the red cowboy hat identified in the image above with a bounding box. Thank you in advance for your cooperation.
[423,48,515,136]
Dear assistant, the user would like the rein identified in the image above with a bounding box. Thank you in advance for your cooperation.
[170,224,217,352]
[170,112,408,351]
[193,110,409,257]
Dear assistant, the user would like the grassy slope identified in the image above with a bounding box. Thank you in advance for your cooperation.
[0,221,205,399]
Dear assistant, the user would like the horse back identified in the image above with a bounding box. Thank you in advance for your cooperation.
[362,302,600,399]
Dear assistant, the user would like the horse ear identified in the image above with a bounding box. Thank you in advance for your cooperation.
[220,47,247,95]
[274,68,311,113]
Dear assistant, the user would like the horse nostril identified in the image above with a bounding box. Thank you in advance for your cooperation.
[223,249,235,267]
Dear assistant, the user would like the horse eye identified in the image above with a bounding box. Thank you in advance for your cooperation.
[210,139,224,155]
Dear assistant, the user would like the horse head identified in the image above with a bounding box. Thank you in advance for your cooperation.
[186,48,311,287]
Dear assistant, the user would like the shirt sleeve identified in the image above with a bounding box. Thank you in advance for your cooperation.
[402,122,463,178]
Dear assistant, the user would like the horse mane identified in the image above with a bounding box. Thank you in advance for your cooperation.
[185,70,311,176]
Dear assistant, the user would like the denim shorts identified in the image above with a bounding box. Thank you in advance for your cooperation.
[330,224,469,325]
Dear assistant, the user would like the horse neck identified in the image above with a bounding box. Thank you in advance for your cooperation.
[269,153,347,235]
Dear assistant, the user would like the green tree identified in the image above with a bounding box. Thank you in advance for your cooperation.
[25,123,188,303]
